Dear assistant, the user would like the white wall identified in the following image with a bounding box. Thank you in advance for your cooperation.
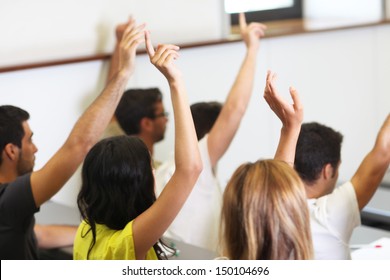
[1,24,389,207]
[304,0,383,20]
[0,1,389,208]
[0,0,225,67]
[387,0,390,19]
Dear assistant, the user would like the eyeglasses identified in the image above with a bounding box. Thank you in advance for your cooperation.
[151,111,169,119]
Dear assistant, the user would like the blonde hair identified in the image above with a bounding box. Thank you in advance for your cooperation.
[220,159,313,260]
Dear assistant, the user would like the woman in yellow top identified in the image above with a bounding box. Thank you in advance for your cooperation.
[73,20,202,260]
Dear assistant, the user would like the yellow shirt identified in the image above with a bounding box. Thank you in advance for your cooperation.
[73,220,158,260]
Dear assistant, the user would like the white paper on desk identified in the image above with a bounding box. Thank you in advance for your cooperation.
[351,237,390,260]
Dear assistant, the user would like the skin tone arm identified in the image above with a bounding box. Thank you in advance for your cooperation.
[30,22,146,207]
[263,71,304,164]
[107,17,134,84]
[351,114,390,210]
[132,31,202,260]
[34,224,78,249]
[207,13,266,167]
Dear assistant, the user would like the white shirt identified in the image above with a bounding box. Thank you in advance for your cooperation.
[155,135,222,251]
[309,181,361,259]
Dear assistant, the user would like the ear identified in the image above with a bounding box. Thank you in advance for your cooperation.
[323,163,334,180]
[140,117,154,133]
[3,143,20,162]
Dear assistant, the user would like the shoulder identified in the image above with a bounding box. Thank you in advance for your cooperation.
[309,181,360,231]
[0,173,34,205]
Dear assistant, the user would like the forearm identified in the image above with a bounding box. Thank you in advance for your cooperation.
[224,48,258,116]
[66,70,129,150]
[107,44,121,85]
[351,149,389,210]
[207,48,258,165]
[35,224,78,249]
[274,125,301,165]
[170,78,202,174]
[351,114,390,209]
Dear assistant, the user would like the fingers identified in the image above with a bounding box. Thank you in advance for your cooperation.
[264,71,280,111]
[144,31,180,70]
[120,23,146,50]
[239,13,247,32]
[144,30,155,57]
[151,44,180,67]
[240,12,266,40]
[249,23,267,37]
[289,86,303,112]
[265,70,278,97]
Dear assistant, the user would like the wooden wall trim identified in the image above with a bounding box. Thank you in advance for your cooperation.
[1,19,389,74]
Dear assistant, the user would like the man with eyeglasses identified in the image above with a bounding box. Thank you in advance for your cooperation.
[103,87,168,167]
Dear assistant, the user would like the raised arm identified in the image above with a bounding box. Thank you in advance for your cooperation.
[132,31,202,260]
[351,114,390,210]
[263,71,304,164]
[207,13,266,167]
[30,22,146,207]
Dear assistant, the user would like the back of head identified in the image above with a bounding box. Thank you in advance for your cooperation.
[0,105,30,165]
[77,135,155,230]
[295,122,343,185]
[190,102,222,140]
[115,88,163,135]
[221,159,313,260]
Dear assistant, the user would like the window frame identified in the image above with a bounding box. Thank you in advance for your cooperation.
[229,0,303,24]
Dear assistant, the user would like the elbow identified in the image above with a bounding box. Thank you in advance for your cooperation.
[188,159,203,181]
[373,144,390,166]
[67,136,96,159]
[194,160,203,177]
[178,158,203,183]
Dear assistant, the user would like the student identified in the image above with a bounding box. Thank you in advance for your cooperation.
[103,87,167,163]
[295,114,390,259]
[155,12,267,251]
[73,30,202,260]
[220,71,313,260]
[0,21,144,260]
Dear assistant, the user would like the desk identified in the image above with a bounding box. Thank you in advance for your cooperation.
[35,201,216,260]
[361,185,390,231]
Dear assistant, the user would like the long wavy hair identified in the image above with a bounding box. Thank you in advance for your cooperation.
[220,159,313,260]
[77,135,169,259]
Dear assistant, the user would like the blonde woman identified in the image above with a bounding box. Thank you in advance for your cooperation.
[220,71,313,260]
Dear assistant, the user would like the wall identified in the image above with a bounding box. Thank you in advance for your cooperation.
[304,0,382,20]
[1,23,389,207]
[0,0,225,67]
[0,1,389,208]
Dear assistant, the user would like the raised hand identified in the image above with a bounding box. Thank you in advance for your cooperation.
[264,70,303,130]
[115,17,134,42]
[239,12,267,51]
[144,30,181,83]
[117,21,146,77]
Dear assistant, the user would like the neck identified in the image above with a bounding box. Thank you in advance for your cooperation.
[137,135,154,156]
[304,180,325,199]
[0,167,18,184]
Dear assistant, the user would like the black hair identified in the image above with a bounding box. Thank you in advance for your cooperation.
[294,122,343,184]
[190,101,222,140]
[77,135,171,259]
[115,88,163,135]
[0,105,30,165]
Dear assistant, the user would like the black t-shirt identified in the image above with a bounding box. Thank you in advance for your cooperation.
[0,173,40,259]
